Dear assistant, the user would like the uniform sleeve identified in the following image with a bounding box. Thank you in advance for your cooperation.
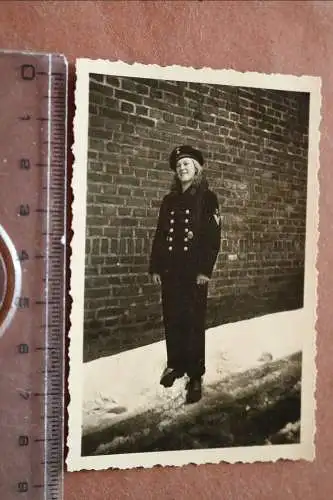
[148,199,166,275]
[198,192,221,278]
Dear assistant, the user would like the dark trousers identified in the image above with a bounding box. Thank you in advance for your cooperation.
[161,269,208,379]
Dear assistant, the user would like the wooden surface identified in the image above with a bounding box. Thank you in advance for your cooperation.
[0,1,332,498]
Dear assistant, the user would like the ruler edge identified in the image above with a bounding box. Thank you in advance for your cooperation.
[46,52,69,499]
[0,48,68,59]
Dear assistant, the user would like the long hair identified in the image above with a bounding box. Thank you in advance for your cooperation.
[169,158,208,193]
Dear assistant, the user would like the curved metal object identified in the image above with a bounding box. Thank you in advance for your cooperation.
[0,225,21,337]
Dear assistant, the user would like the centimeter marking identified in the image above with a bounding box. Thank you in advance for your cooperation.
[0,52,67,500]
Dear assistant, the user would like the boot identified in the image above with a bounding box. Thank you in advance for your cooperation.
[185,377,202,404]
[160,367,183,388]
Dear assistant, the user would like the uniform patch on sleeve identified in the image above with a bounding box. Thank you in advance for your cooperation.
[213,208,221,226]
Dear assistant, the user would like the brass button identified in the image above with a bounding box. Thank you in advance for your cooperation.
[184,246,188,251]
[187,231,194,240]
[184,228,189,233]
[168,246,173,251]
[184,237,188,242]
[170,219,174,224]
[169,237,173,242]
[170,210,175,215]
[185,218,189,223]
[185,209,190,214]
[169,228,174,233]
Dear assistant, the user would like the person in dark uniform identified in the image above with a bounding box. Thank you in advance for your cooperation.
[149,145,221,404]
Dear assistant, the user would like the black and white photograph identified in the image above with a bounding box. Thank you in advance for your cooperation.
[68,59,320,470]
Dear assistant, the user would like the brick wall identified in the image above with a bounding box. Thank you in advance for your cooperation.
[83,73,309,362]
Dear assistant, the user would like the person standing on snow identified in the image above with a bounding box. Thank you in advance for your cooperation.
[149,145,221,404]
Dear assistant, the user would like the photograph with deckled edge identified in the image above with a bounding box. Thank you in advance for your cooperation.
[67,59,320,470]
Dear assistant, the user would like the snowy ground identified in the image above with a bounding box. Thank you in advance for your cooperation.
[82,309,303,453]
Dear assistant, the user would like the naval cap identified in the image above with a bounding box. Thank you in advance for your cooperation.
[169,145,204,171]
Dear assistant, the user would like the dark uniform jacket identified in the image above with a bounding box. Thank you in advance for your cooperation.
[149,179,221,279]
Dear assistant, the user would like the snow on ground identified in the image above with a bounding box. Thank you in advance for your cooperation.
[83,310,304,437]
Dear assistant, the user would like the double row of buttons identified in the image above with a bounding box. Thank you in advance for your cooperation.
[167,209,191,252]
